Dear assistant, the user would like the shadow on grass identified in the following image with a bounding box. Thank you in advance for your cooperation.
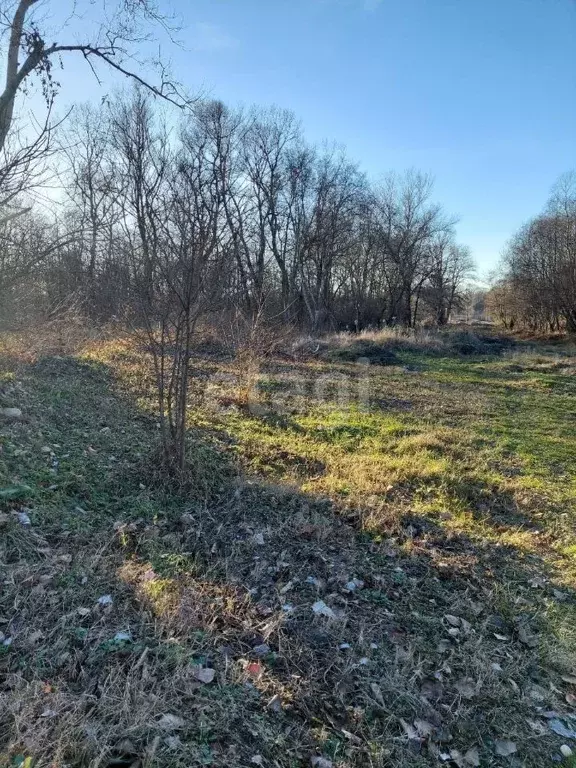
[440,474,539,531]
[1,354,576,768]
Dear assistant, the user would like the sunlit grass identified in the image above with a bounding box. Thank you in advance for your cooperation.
[147,341,576,579]
[4,331,576,767]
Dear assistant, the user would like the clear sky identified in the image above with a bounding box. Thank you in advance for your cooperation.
[28,0,576,275]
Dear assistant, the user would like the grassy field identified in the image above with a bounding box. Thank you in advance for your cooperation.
[2,327,576,767]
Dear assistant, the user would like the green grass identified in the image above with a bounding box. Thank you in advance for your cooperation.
[2,332,576,767]
[201,348,576,556]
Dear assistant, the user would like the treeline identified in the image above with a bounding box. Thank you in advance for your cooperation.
[487,172,576,333]
[1,91,474,333]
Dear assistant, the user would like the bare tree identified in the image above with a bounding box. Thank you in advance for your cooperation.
[334,201,382,330]
[0,0,187,153]
[238,107,302,313]
[0,208,47,297]
[58,104,121,311]
[0,109,55,212]
[494,170,576,334]
[547,170,576,218]
[0,208,82,326]
[297,146,366,332]
[485,279,522,330]
[425,237,475,325]
[0,0,188,224]
[111,92,229,474]
[373,171,454,327]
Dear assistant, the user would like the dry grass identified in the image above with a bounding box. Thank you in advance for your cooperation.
[0,309,106,374]
[292,325,519,360]
[332,327,448,354]
[2,331,576,767]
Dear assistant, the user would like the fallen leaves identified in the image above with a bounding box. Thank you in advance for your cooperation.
[400,718,420,741]
[344,578,364,592]
[494,739,517,757]
[312,600,336,619]
[266,693,282,712]
[26,629,44,646]
[454,677,477,700]
[97,594,113,606]
[370,682,385,706]
[420,677,444,701]
[468,601,484,617]
[246,662,263,678]
[251,643,270,657]
[413,719,435,738]
[267,693,282,712]
[529,575,546,589]
[463,746,480,767]
[340,728,361,744]
[192,666,216,684]
[517,624,538,648]
[157,713,185,731]
[443,614,472,638]
[4,345,576,768]
[1,407,22,419]
[548,718,576,739]
[310,757,332,768]
[526,718,547,736]
[448,747,481,767]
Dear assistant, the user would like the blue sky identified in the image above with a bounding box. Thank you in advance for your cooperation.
[30,0,576,274]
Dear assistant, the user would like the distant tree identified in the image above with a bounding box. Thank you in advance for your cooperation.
[373,171,455,327]
[240,107,302,313]
[485,280,520,329]
[57,104,122,313]
[298,146,366,332]
[426,237,475,325]
[547,170,576,218]
[493,170,576,334]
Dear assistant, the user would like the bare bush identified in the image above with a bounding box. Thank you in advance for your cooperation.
[219,303,293,407]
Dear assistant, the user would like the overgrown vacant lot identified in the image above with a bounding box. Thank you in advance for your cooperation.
[2,329,576,768]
